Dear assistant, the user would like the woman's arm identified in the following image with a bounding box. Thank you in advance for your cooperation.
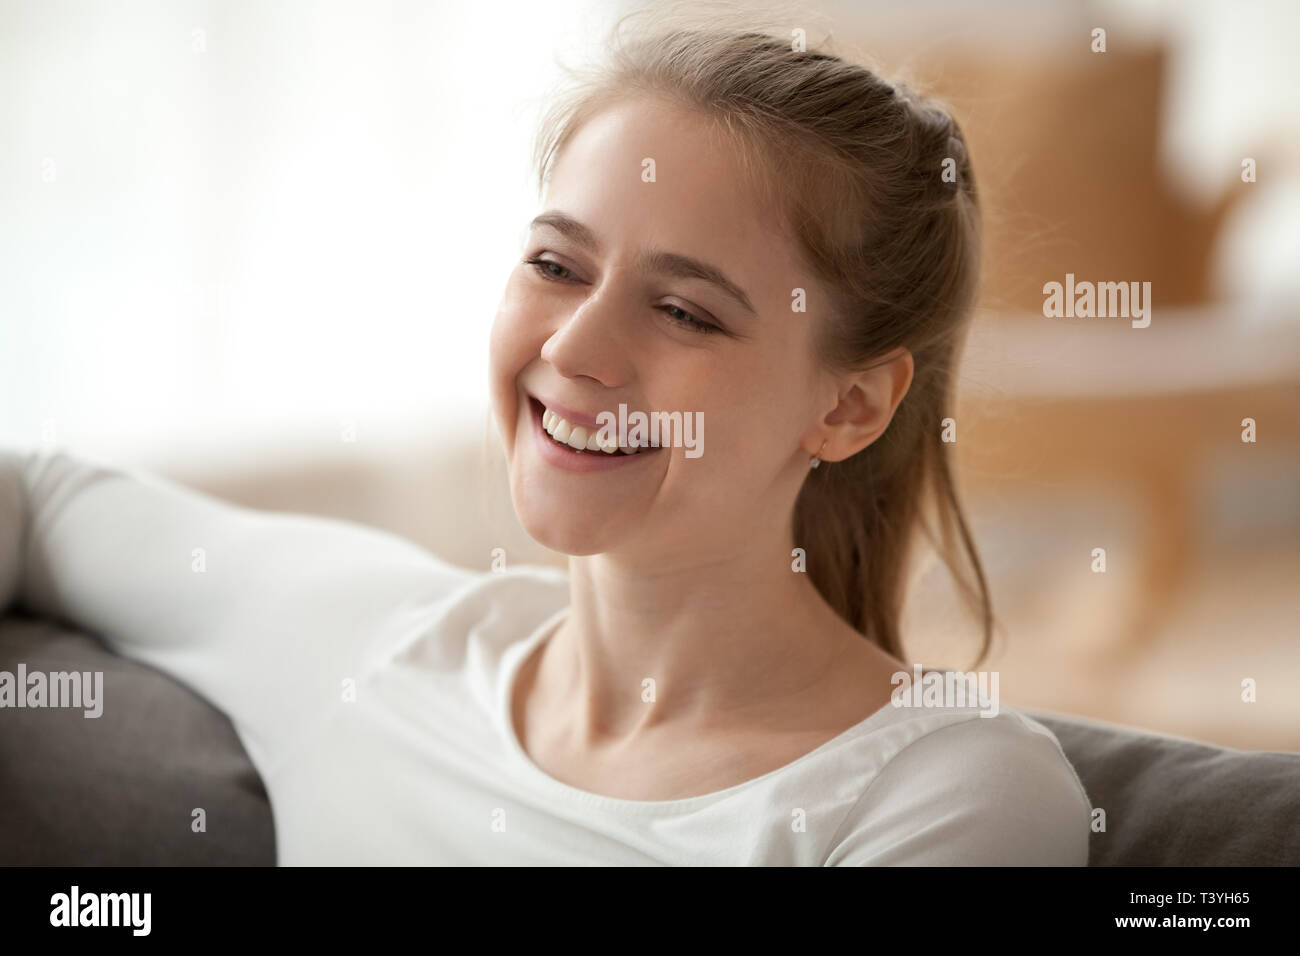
[0,446,478,774]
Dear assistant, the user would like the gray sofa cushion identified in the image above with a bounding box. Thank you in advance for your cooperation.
[0,613,274,865]
[1026,708,1300,866]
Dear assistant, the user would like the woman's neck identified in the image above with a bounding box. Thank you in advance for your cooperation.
[542,547,884,746]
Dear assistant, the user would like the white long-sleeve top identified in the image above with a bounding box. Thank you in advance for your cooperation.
[0,448,1093,865]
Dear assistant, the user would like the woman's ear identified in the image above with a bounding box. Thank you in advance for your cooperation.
[814,348,914,462]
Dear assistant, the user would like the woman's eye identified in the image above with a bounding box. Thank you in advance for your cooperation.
[523,257,574,282]
[659,304,719,335]
[523,255,722,336]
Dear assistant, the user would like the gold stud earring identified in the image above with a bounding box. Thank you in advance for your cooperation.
[810,439,828,468]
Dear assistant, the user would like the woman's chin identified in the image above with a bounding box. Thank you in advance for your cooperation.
[520,522,612,558]
[513,494,620,557]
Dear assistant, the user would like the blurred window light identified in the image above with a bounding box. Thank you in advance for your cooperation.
[0,0,625,460]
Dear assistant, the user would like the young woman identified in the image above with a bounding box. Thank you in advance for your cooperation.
[0,10,1091,865]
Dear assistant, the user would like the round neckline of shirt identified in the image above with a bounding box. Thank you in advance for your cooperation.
[497,603,905,813]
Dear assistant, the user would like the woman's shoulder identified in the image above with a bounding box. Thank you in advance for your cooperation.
[822,704,1094,865]
[433,561,569,626]
[868,700,1085,772]
[376,560,569,669]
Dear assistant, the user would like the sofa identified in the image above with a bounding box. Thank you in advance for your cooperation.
[2,603,1297,865]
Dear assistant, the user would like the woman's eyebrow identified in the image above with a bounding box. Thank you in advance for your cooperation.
[529,211,758,318]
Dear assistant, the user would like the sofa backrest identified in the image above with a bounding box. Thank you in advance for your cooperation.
[0,614,274,866]
[1027,709,1300,866]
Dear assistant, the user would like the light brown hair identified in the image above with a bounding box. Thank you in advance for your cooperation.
[530,1,992,668]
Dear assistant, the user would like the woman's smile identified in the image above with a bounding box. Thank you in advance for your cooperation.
[525,395,664,473]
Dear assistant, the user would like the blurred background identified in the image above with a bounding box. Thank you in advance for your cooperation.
[2,0,1297,750]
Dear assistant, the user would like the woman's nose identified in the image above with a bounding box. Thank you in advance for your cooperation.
[539,289,630,384]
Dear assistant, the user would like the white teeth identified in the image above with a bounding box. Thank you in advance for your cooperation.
[539,404,639,454]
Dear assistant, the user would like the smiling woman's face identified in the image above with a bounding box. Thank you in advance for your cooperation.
[489,95,832,563]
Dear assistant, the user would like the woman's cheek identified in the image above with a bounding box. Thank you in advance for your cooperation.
[491,284,537,362]
[487,296,514,366]
[487,305,527,444]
